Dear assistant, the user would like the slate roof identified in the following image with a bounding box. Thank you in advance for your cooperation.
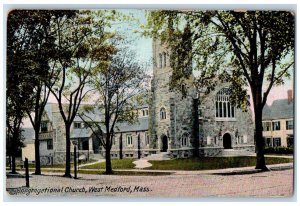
[114,117,149,133]
[71,128,93,138]
[43,103,149,138]
[73,109,102,122]
[262,99,294,120]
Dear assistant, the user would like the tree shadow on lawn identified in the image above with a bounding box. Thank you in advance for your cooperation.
[211,165,293,176]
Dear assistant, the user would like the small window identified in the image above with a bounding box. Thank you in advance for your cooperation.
[273,138,281,147]
[181,84,186,95]
[141,109,148,117]
[287,137,294,147]
[272,121,281,131]
[265,137,272,147]
[159,53,163,68]
[145,132,150,145]
[286,120,293,130]
[160,108,166,120]
[47,139,53,150]
[263,122,271,131]
[163,52,167,67]
[41,122,48,132]
[74,122,81,129]
[126,134,133,146]
[181,133,189,147]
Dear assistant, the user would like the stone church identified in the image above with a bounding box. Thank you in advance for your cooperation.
[22,40,255,164]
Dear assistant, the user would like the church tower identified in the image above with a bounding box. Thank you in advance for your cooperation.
[149,39,197,158]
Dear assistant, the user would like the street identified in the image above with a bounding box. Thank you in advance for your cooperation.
[6,167,293,198]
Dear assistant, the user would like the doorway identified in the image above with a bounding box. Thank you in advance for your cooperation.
[162,135,168,152]
[223,133,232,149]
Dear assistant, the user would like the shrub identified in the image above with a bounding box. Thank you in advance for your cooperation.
[264,146,293,154]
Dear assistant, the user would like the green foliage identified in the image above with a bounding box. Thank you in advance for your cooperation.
[144,10,294,110]
[80,159,135,170]
[6,10,59,161]
[264,147,294,155]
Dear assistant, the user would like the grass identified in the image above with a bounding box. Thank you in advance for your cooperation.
[12,168,172,176]
[148,156,293,171]
[78,170,172,176]
[25,159,98,169]
[80,159,135,170]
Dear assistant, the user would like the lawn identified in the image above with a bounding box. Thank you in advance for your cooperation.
[78,170,172,176]
[80,159,135,170]
[148,156,293,170]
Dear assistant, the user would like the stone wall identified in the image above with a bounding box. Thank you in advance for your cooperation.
[200,84,255,149]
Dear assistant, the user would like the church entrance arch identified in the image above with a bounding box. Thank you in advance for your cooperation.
[223,133,232,149]
[161,135,168,152]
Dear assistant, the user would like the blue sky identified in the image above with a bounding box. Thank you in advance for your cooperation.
[110,9,153,71]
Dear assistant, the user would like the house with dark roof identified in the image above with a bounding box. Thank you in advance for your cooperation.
[262,90,294,148]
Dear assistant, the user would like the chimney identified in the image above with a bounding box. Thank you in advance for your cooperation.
[287,90,293,104]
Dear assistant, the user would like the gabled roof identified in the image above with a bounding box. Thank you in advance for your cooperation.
[262,99,294,120]
[44,104,53,122]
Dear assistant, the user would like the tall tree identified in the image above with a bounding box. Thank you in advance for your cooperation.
[144,10,294,170]
[79,45,148,174]
[13,11,67,175]
[48,10,117,177]
[6,10,44,173]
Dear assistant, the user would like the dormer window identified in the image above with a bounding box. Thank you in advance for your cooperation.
[41,122,48,132]
[74,122,82,129]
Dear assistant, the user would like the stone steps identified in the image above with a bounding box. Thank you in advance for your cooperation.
[144,152,171,160]
[91,153,104,160]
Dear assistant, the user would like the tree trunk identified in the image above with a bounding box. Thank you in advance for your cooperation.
[137,134,141,159]
[34,129,41,175]
[252,87,268,171]
[64,125,72,177]
[192,98,200,157]
[11,132,17,174]
[119,133,123,159]
[11,154,16,174]
[105,145,112,174]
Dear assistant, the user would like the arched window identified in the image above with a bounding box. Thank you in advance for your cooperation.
[181,133,189,147]
[160,107,166,120]
[159,53,163,68]
[215,88,235,119]
[163,52,167,67]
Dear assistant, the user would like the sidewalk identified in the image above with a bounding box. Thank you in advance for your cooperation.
[78,159,105,168]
